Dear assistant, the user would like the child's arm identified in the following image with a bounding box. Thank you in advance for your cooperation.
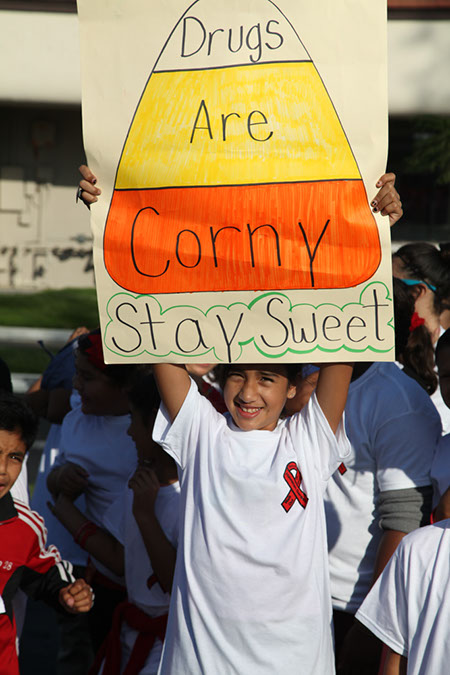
[59,579,93,614]
[315,363,353,434]
[129,465,177,593]
[383,647,407,675]
[49,494,125,577]
[152,363,191,422]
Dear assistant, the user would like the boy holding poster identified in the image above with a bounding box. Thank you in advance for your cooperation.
[150,360,352,674]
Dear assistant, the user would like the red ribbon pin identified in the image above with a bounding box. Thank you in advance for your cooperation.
[281,462,308,512]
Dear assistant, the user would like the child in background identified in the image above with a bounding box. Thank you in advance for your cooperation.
[49,371,179,675]
[0,392,93,675]
[356,332,450,674]
[47,329,138,652]
[20,327,91,675]
[151,360,352,674]
[392,242,450,432]
[324,279,440,674]
[355,519,450,675]
[430,329,450,516]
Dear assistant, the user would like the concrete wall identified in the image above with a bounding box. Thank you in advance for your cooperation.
[0,106,92,289]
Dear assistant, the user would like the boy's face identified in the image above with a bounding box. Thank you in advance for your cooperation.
[224,365,296,432]
[73,352,127,416]
[0,428,26,500]
[127,406,159,465]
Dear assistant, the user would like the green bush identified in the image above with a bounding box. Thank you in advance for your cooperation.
[0,288,99,328]
[0,288,99,373]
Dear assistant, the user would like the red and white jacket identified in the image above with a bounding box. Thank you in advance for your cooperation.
[0,492,74,675]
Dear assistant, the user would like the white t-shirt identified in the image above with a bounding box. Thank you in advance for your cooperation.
[103,482,180,675]
[53,398,137,581]
[431,433,450,504]
[11,461,28,505]
[325,362,441,613]
[356,520,450,675]
[430,388,450,435]
[154,380,350,675]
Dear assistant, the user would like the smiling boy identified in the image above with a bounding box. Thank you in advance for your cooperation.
[152,361,352,674]
[0,392,93,675]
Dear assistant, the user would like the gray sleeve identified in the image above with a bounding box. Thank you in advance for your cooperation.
[378,485,432,532]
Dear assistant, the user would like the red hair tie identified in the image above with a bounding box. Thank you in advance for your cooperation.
[83,333,107,370]
[409,312,425,332]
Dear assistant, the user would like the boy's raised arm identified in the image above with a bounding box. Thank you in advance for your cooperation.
[315,363,353,434]
[152,364,191,422]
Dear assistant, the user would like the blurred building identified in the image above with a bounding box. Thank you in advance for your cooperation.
[0,0,449,289]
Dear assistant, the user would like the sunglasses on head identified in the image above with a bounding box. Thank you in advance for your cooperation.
[399,278,436,293]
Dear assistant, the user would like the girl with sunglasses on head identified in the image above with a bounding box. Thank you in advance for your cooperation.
[393,242,450,433]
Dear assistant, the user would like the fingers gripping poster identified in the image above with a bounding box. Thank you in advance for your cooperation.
[78,0,394,364]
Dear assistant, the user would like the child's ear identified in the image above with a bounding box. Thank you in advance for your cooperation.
[411,284,427,301]
[287,385,297,400]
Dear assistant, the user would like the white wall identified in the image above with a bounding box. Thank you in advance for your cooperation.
[388,20,450,114]
[1,10,449,114]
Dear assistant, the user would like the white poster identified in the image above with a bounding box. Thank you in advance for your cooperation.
[78,0,393,364]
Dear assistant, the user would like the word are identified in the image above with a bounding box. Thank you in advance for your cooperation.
[104,283,393,363]
[181,16,284,63]
[190,100,273,143]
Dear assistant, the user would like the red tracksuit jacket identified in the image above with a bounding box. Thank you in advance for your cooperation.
[0,492,74,675]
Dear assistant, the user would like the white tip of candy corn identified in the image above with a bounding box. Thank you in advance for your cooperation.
[155,0,310,73]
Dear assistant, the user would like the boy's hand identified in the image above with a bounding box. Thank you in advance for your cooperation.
[77,164,101,207]
[129,465,160,518]
[59,579,94,614]
[371,173,403,227]
[56,462,89,500]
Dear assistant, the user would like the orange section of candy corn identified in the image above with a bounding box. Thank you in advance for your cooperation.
[104,180,381,294]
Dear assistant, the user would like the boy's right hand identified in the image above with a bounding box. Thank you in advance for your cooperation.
[77,164,101,207]
[59,579,94,614]
[56,462,89,500]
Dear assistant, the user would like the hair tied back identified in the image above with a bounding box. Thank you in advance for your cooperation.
[409,312,425,332]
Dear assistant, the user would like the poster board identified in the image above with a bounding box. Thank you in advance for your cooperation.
[78,0,393,364]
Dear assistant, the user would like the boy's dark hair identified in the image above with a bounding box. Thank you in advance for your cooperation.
[128,369,161,425]
[0,392,38,450]
[77,328,136,388]
[436,328,450,362]
[215,363,301,390]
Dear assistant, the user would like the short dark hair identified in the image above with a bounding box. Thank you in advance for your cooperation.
[216,363,301,390]
[0,392,38,450]
[436,329,450,361]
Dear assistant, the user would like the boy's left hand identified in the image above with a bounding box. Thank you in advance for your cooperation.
[371,173,403,227]
[59,578,94,614]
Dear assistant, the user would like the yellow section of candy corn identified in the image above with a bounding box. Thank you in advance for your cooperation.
[116,61,360,189]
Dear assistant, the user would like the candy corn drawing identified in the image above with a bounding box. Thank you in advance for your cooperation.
[103,0,381,294]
